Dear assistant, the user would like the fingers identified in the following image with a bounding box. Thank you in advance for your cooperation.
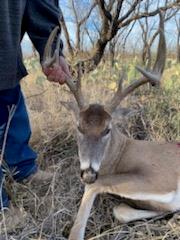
[42,66,53,76]
[43,64,67,84]
[42,57,72,85]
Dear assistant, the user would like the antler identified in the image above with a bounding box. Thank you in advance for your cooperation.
[106,11,166,113]
[42,26,86,110]
[137,11,166,85]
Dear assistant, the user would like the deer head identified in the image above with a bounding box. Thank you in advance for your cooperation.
[43,13,166,184]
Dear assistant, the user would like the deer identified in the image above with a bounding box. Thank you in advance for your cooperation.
[43,12,180,240]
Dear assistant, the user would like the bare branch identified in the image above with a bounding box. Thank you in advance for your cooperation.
[118,0,143,24]
[113,0,124,22]
[84,27,95,47]
[119,1,179,28]
[59,6,74,57]
[96,0,112,21]
[71,0,79,24]
[107,0,116,12]
[79,3,97,26]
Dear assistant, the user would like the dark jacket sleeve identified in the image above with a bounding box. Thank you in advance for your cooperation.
[23,0,63,61]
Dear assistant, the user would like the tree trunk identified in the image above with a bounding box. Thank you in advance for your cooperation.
[109,41,115,67]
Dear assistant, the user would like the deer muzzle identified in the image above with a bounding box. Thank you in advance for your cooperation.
[81,167,98,184]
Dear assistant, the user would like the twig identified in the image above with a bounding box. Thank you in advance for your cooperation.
[26,89,48,99]
[0,177,8,240]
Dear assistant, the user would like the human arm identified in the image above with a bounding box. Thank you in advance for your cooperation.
[23,0,71,84]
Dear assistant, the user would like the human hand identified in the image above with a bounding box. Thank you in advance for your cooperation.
[42,56,71,85]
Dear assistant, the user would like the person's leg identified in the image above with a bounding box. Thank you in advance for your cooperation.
[0,84,37,183]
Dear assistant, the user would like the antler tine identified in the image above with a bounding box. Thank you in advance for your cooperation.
[43,26,87,110]
[153,11,166,76]
[43,26,60,68]
[63,51,86,110]
[106,68,126,112]
[107,74,148,113]
[106,12,166,113]
[136,11,166,85]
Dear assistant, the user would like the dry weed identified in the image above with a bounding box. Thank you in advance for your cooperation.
[1,57,179,239]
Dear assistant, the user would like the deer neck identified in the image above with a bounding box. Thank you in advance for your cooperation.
[99,125,128,175]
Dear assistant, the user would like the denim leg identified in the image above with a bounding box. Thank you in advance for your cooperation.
[0,84,37,183]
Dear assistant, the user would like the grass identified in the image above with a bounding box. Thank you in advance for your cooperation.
[0,55,180,239]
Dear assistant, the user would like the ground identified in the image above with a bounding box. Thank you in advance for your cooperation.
[1,56,180,239]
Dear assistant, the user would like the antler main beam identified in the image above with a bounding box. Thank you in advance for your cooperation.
[43,27,86,110]
[107,12,166,113]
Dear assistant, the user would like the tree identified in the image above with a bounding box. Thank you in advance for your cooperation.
[60,0,179,72]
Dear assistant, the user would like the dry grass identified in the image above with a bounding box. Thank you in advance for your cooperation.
[1,56,180,239]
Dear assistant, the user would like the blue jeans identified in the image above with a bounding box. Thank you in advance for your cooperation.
[0,84,37,208]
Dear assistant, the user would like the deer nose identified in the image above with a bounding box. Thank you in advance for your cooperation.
[81,167,98,184]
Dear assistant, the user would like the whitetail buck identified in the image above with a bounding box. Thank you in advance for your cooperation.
[43,13,180,240]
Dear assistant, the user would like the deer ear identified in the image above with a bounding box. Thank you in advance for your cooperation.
[60,101,79,119]
[111,107,138,122]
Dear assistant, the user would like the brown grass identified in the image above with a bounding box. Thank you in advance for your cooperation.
[1,56,180,239]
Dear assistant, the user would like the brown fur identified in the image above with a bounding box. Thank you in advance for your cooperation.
[79,104,111,136]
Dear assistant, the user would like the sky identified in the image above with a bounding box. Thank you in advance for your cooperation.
[22,0,179,56]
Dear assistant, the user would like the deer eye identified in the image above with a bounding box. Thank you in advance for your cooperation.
[102,128,111,137]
